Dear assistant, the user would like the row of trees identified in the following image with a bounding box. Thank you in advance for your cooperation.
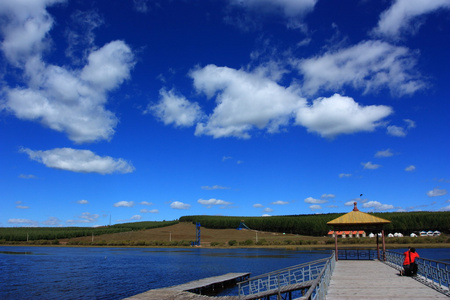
[0,220,178,241]
[180,211,450,236]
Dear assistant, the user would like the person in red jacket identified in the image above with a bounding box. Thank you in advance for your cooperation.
[401,247,419,276]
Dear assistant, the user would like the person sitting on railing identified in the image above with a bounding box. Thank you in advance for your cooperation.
[401,247,419,276]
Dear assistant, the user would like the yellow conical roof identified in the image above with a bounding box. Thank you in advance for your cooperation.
[327,202,391,226]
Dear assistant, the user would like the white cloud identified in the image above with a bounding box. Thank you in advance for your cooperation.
[296,94,392,138]
[387,119,416,137]
[271,200,289,205]
[149,89,203,128]
[405,165,416,172]
[42,216,62,226]
[191,64,303,139]
[140,201,153,206]
[339,173,352,178]
[20,148,135,174]
[345,201,356,206]
[170,201,191,210]
[387,125,406,137]
[253,203,264,208]
[439,205,450,211]
[296,40,425,97]
[309,205,322,210]
[362,201,394,211]
[427,188,447,197]
[0,1,135,143]
[117,215,142,222]
[304,197,327,204]
[372,0,450,40]
[201,185,230,190]
[227,0,317,29]
[66,212,99,224]
[16,205,29,209]
[375,149,394,157]
[114,201,134,207]
[77,200,89,204]
[362,161,381,170]
[140,209,159,214]
[8,218,39,227]
[264,207,273,212]
[198,198,232,208]
[321,194,335,199]
[19,174,37,179]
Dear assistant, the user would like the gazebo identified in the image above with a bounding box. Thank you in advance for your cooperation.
[327,202,391,261]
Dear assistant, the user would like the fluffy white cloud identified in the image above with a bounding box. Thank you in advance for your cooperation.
[405,165,416,172]
[191,64,303,138]
[296,40,425,97]
[77,200,89,204]
[149,89,203,127]
[321,194,335,199]
[387,125,406,137]
[42,217,62,226]
[140,201,153,206]
[271,200,289,205]
[427,188,447,197]
[66,212,99,224]
[264,207,273,212]
[140,209,159,214]
[439,205,450,211]
[229,0,316,17]
[227,0,316,29]
[295,94,392,138]
[362,201,394,211]
[190,66,391,139]
[375,149,394,157]
[201,185,230,190]
[387,120,415,137]
[0,1,135,143]
[304,197,327,204]
[362,161,381,170]
[253,203,264,208]
[170,201,191,210]
[114,201,135,207]
[20,148,135,174]
[339,173,352,178]
[8,218,39,226]
[16,205,30,209]
[309,205,322,210]
[372,0,450,40]
[198,198,232,208]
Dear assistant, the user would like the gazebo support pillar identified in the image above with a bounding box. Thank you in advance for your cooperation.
[334,232,338,261]
[376,233,380,260]
[382,229,386,261]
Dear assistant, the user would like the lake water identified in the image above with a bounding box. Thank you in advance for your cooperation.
[1,246,448,299]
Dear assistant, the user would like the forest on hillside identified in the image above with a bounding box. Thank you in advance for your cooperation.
[179,211,450,236]
[0,220,178,242]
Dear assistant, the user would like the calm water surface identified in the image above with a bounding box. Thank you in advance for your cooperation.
[0,246,448,300]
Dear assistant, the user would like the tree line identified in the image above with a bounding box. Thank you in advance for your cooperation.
[0,220,178,242]
[179,211,450,236]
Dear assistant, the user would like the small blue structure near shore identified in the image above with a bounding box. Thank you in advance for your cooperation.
[191,222,201,246]
[237,221,250,230]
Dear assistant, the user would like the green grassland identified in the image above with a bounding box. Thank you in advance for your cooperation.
[1,212,449,247]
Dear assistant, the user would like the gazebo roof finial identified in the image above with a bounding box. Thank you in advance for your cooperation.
[353,202,359,211]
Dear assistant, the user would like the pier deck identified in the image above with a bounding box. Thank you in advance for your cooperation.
[124,272,249,300]
[326,260,448,299]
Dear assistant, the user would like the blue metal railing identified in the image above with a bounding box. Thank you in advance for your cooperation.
[237,252,335,300]
[337,249,378,260]
[383,250,450,296]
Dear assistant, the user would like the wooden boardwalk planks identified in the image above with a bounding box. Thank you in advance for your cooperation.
[326,260,448,299]
[123,272,249,300]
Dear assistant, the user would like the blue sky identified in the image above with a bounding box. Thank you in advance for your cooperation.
[1,0,449,227]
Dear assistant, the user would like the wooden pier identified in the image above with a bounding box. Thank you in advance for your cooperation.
[124,272,250,300]
[326,260,449,299]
